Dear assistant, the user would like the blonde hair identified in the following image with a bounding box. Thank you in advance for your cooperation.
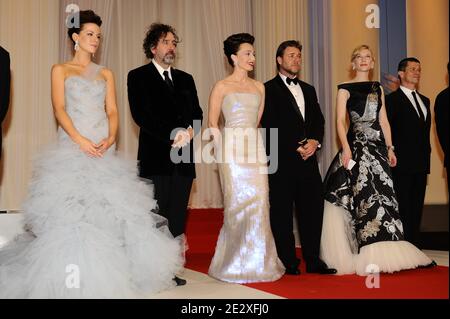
[351,45,374,62]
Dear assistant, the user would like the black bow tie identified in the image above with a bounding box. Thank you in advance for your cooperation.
[286,77,299,85]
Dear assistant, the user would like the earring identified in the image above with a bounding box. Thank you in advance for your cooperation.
[74,40,80,51]
[352,64,356,70]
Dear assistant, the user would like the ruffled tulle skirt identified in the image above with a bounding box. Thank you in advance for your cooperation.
[0,143,185,298]
[320,201,432,276]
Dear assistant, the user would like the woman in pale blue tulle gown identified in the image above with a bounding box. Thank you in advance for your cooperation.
[207,33,284,283]
[0,10,184,298]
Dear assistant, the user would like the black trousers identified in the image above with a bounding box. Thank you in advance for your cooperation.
[392,171,427,248]
[268,165,324,270]
[150,169,193,238]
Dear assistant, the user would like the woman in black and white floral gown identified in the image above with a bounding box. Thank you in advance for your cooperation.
[320,45,434,275]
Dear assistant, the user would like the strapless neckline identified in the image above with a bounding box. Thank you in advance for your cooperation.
[64,75,106,85]
[223,92,261,100]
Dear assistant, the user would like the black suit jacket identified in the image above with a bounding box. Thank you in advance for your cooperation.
[434,87,449,167]
[127,62,203,177]
[261,75,324,175]
[0,46,11,157]
[385,88,431,174]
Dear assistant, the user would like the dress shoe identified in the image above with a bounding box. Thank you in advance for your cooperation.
[306,266,337,275]
[284,267,301,275]
[418,260,437,269]
[306,258,337,275]
[173,276,187,286]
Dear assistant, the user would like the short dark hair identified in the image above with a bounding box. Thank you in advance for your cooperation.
[67,10,102,45]
[397,57,421,72]
[223,33,255,66]
[275,40,302,70]
[143,23,179,59]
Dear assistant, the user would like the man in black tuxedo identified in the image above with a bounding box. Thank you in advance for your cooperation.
[386,57,431,248]
[0,46,10,159]
[434,63,449,193]
[128,24,203,284]
[261,40,336,275]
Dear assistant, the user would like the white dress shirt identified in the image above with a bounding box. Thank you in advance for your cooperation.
[279,73,305,119]
[152,60,192,133]
[152,59,173,81]
[399,86,427,119]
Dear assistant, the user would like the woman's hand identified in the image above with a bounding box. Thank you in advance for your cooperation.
[96,136,116,155]
[76,136,102,157]
[341,147,353,169]
[388,149,397,167]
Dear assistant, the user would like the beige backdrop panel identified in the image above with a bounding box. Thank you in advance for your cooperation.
[0,0,60,210]
[3,0,445,210]
[2,0,295,210]
[407,0,449,204]
[330,0,380,155]
[252,0,310,83]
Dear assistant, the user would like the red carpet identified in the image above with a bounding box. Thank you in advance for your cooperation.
[184,209,449,299]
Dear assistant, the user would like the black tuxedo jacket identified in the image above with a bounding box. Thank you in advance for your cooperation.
[434,87,449,167]
[386,88,431,174]
[0,46,11,157]
[261,75,324,174]
[127,62,203,177]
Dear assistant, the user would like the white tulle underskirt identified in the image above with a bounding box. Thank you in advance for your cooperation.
[320,201,432,276]
[0,144,185,298]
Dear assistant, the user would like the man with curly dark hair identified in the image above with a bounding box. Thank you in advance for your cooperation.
[127,23,203,285]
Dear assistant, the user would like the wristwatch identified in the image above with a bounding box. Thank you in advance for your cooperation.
[387,145,395,151]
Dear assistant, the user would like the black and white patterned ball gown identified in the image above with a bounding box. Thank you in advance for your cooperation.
[0,63,184,298]
[320,81,432,275]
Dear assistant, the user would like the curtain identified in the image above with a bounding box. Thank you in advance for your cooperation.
[0,0,310,210]
[309,0,334,175]
[0,0,60,210]
[252,0,310,83]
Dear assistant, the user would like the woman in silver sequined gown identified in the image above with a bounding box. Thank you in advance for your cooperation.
[207,33,284,283]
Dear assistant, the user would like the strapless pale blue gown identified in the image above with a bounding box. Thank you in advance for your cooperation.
[0,63,184,298]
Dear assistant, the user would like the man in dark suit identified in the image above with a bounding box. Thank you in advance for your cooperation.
[386,57,431,248]
[127,24,203,285]
[434,63,449,193]
[261,40,336,275]
[0,46,11,159]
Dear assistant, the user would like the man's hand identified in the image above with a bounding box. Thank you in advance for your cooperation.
[187,126,194,140]
[296,139,320,160]
[172,129,191,148]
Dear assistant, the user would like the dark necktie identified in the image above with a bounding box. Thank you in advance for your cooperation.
[163,70,174,91]
[286,77,299,85]
[411,91,425,121]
